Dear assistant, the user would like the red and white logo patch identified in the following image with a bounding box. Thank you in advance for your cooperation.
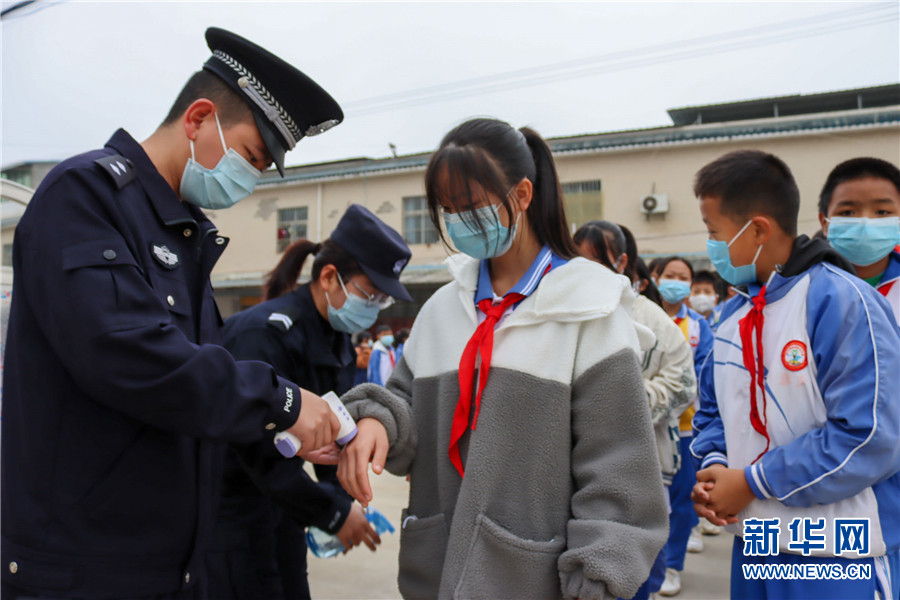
[782,340,808,371]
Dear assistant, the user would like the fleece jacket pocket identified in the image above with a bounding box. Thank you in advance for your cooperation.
[398,510,448,600]
[454,513,565,600]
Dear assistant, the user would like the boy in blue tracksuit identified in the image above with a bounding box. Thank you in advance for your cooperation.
[689,150,900,599]
[817,157,900,324]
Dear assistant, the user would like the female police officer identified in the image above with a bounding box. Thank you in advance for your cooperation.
[210,204,413,600]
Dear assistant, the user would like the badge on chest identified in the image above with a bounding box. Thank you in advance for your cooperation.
[151,243,180,269]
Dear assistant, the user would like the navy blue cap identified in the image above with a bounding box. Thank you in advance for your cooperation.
[331,205,413,302]
[203,27,344,176]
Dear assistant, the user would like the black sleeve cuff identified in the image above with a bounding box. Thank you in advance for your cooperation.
[269,376,302,432]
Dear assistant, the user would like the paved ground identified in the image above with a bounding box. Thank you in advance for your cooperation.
[307,470,733,600]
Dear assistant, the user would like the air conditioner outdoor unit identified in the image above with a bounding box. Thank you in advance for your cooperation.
[640,193,669,215]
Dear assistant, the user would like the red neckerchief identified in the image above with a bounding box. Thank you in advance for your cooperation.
[449,263,552,477]
[449,292,524,477]
[879,280,894,297]
[388,348,396,368]
[738,285,769,463]
[674,316,685,325]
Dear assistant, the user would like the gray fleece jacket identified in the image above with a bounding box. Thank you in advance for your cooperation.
[343,254,668,600]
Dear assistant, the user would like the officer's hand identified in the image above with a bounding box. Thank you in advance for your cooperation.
[336,503,381,553]
[287,389,340,453]
[338,418,389,507]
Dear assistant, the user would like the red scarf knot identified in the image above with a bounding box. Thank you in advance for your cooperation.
[738,285,769,464]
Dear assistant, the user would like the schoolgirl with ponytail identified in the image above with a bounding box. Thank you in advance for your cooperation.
[212,205,412,600]
[339,118,668,600]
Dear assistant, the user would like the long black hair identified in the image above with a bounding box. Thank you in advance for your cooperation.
[263,239,362,301]
[574,220,627,272]
[424,118,577,259]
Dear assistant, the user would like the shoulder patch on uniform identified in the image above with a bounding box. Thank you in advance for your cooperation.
[267,312,295,332]
[94,154,136,189]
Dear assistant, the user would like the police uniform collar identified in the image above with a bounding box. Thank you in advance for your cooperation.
[105,129,216,232]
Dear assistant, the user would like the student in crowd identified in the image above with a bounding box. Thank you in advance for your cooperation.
[212,205,412,599]
[650,255,714,596]
[818,157,900,323]
[637,257,664,306]
[337,118,667,600]
[392,327,410,363]
[689,270,724,332]
[354,331,373,386]
[576,221,696,600]
[367,325,396,385]
[690,150,900,600]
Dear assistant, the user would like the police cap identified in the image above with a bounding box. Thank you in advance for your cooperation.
[331,205,413,302]
[203,27,343,176]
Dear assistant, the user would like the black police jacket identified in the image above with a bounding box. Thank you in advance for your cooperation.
[211,285,356,598]
[1,130,303,597]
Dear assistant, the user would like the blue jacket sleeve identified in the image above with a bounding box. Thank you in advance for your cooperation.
[694,317,714,389]
[368,349,385,385]
[745,266,900,506]
[690,341,728,470]
[15,167,301,443]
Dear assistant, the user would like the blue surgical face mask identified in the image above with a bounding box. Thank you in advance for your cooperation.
[326,274,381,334]
[826,216,900,266]
[657,279,691,304]
[379,335,395,347]
[180,112,262,210]
[706,219,763,286]
[443,203,520,260]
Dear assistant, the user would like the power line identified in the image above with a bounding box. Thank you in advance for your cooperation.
[1,0,37,18]
[344,4,899,117]
[1,0,66,20]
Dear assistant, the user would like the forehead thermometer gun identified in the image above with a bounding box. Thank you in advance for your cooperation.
[274,391,358,458]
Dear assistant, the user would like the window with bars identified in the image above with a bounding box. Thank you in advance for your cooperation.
[561,180,603,226]
[403,196,439,245]
[277,206,309,252]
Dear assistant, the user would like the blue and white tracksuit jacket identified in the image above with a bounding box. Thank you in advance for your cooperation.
[877,248,900,326]
[691,262,900,557]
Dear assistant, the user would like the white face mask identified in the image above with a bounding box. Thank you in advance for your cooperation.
[690,293,718,314]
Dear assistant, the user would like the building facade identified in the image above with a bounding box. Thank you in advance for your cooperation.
[209,85,900,328]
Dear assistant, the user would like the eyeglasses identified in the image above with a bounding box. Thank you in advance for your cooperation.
[337,273,395,309]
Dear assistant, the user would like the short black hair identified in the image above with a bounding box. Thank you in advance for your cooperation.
[692,270,723,298]
[692,269,718,287]
[162,70,252,128]
[694,150,800,236]
[375,325,392,335]
[818,157,900,215]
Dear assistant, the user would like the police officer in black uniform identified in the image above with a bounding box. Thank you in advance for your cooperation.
[2,28,345,599]
[210,204,413,599]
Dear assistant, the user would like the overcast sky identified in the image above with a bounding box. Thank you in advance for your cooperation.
[1,1,898,171]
